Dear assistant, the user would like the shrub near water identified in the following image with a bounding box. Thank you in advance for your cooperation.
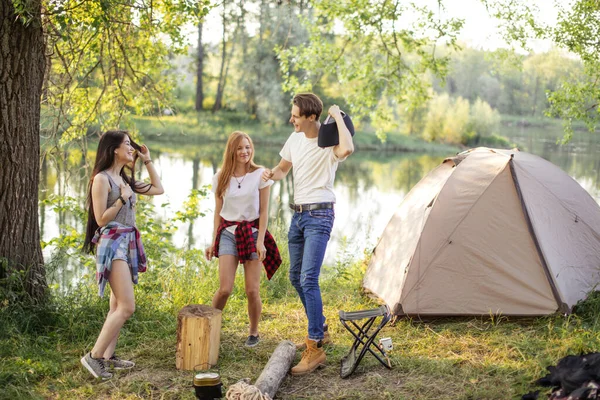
[421,93,511,147]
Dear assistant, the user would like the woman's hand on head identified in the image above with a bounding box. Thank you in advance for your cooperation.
[138,144,151,161]
[120,183,133,200]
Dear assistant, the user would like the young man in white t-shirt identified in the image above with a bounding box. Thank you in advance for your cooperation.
[262,93,354,375]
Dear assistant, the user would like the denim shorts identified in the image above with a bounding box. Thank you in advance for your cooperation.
[218,229,259,260]
[112,236,130,263]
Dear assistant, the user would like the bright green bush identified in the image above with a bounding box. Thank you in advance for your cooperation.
[421,94,505,146]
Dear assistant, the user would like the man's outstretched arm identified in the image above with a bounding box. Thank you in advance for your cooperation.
[262,158,292,182]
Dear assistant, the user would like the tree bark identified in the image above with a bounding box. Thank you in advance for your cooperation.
[213,3,229,113]
[195,21,204,112]
[0,0,47,299]
[254,340,296,398]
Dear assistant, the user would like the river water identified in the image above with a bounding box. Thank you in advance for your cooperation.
[39,124,600,286]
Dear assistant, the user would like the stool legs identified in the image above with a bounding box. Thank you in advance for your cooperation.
[339,309,392,378]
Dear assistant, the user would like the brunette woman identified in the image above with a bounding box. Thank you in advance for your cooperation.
[81,130,163,379]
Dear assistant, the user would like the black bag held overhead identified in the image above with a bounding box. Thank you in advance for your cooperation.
[318,111,355,148]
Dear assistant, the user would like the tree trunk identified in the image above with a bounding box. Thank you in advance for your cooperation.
[213,9,242,113]
[213,3,228,113]
[531,75,539,117]
[195,21,204,112]
[254,340,296,398]
[0,0,47,299]
[248,0,268,116]
[176,305,222,371]
[220,28,238,105]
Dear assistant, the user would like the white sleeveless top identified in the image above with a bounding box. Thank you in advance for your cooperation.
[211,167,274,234]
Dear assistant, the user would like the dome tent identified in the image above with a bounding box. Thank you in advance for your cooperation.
[363,147,600,316]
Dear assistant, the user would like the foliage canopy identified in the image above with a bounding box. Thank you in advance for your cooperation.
[38,0,210,143]
[484,0,600,141]
[277,0,464,137]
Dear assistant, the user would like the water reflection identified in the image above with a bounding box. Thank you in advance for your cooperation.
[40,126,600,287]
[500,124,600,200]
[40,145,444,267]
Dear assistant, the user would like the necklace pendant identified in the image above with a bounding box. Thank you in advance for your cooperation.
[238,184,241,189]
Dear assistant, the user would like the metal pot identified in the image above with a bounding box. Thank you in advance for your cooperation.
[193,372,223,400]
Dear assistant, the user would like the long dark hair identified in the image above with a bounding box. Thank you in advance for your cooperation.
[82,130,145,254]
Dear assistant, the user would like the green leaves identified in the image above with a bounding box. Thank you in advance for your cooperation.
[11,0,39,27]
[42,0,211,144]
[546,1,600,139]
[173,187,210,223]
[482,0,600,142]
[277,0,464,131]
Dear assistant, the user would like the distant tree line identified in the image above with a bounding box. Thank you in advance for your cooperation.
[184,2,584,140]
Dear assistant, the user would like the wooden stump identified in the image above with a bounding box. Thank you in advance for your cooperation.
[176,304,222,371]
[254,340,296,398]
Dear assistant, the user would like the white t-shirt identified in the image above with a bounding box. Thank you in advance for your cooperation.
[280,131,345,204]
[211,167,274,234]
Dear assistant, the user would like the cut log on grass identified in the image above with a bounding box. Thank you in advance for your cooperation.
[254,340,296,398]
[176,304,222,371]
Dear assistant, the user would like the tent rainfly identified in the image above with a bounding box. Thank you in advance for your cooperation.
[363,147,600,316]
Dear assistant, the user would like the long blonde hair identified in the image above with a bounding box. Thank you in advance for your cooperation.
[216,131,261,198]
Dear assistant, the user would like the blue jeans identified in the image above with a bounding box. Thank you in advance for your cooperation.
[288,208,334,341]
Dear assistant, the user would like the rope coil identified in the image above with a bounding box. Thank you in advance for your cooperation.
[225,379,272,400]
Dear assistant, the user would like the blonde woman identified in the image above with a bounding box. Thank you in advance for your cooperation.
[205,131,281,347]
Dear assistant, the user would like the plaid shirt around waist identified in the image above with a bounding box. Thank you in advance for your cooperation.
[214,218,281,280]
[92,221,147,297]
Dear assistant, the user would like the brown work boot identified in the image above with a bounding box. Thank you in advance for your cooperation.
[290,339,326,376]
[295,330,331,350]
[295,324,331,350]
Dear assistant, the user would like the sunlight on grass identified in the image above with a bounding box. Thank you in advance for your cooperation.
[3,255,600,399]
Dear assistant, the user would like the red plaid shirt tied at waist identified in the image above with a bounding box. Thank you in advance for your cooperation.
[214,218,281,280]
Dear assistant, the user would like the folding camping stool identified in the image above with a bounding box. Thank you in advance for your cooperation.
[339,305,392,378]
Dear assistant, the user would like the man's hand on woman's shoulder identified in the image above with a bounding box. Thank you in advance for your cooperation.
[262,168,274,182]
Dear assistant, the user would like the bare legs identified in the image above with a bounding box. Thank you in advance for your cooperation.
[91,261,135,359]
[212,255,262,336]
[212,255,238,311]
[243,259,262,336]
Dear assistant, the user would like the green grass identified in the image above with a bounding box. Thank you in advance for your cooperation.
[3,242,600,399]
[500,114,593,133]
